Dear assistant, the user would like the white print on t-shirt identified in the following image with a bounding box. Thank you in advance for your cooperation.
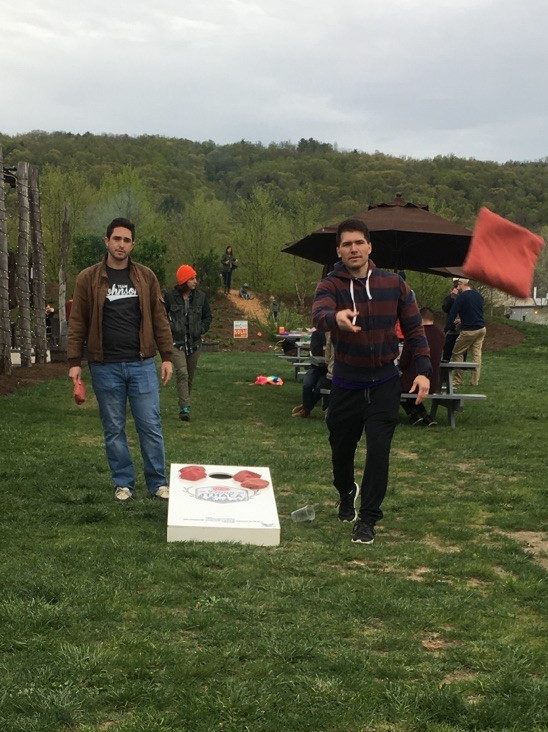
[106,284,138,301]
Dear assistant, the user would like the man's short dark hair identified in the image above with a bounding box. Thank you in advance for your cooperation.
[420,307,434,320]
[336,218,370,246]
[106,218,135,240]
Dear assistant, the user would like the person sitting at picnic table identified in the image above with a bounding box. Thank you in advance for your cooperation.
[441,279,462,361]
[239,283,253,300]
[400,307,444,427]
[292,329,328,418]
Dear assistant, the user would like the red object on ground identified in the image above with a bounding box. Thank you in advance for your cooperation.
[73,381,86,405]
[241,477,269,490]
[179,465,207,481]
[464,207,544,298]
[233,470,261,483]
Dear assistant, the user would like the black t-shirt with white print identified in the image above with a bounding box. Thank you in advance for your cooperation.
[101,266,141,361]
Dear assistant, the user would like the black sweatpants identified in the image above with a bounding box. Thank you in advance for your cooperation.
[325,377,401,524]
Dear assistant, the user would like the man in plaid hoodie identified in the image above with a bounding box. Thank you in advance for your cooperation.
[312,219,431,545]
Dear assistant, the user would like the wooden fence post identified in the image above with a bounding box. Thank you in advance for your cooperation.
[0,147,11,375]
[58,204,70,349]
[16,161,33,367]
[29,165,47,364]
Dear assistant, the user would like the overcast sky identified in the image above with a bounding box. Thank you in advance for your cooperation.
[1,0,546,162]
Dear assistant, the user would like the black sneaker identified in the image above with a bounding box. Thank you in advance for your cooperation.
[352,520,375,544]
[422,415,437,427]
[338,482,358,522]
[409,413,423,426]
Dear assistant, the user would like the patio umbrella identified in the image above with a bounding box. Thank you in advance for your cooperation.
[282,194,471,276]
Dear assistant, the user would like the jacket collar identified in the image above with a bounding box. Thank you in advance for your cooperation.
[331,259,377,280]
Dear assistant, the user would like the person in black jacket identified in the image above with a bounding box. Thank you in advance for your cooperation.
[441,279,460,361]
[220,246,237,295]
[445,278,486,388]
[164,264,212,421]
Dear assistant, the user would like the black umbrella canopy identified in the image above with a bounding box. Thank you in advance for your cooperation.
[282,195,472,276]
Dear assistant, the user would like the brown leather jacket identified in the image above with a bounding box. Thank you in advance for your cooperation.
[67,258,173,367]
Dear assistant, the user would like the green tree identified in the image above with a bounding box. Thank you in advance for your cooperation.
[90,166,163,241]
[234,186,291,292]
[72,234,104,272]
[133,237,168,286]
[285,187,325,304]
[40,165,95,286]
[175,191,232,266]
[193,248,223,296]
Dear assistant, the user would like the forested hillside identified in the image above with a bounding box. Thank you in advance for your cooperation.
[1,131,546,301]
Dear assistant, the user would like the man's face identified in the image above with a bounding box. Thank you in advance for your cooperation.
[336,230,372,272]
[186,277,198,290]
[105,226,134,263]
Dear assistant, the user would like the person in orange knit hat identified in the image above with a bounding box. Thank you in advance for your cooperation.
[164,264,212,421]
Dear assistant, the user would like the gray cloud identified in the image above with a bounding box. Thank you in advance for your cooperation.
[0,0,546,161]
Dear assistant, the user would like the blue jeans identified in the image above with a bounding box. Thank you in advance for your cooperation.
[89,359,167,494]
[302,365,328,413]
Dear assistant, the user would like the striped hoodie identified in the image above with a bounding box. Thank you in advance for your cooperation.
[312,260,431,385]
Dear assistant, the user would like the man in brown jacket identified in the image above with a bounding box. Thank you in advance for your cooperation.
[68,218,173,501]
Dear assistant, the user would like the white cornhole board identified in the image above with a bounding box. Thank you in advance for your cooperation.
[167,464,280,546]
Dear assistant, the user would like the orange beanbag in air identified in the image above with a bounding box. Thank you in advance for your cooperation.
[73,381,87,405]
[179,465,207,481]
[241,477,269,490]
[233,470,261,483]
[463,207,544,298]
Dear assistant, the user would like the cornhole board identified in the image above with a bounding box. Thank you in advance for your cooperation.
[167,464,280,546]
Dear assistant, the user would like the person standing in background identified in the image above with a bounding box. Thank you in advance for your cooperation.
[269,296,280,327]
[68,217,173,502]
[164,264,212,422]
[220,246,237,295]
[445,278,486,388]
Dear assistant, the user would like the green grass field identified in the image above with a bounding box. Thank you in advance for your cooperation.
[1,324,547,732]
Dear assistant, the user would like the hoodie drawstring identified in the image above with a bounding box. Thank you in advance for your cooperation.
[350,270,372,325]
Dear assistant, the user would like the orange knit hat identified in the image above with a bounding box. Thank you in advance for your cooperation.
[176,264,197,285]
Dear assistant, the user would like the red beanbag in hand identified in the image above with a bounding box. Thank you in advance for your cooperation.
[233,470,261,483]
[73,381,86,405]
[464,207,544,298]
[179,465,207,481]
[241,477,269,490]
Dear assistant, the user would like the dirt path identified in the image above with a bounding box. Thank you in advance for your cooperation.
[226,289,269,322]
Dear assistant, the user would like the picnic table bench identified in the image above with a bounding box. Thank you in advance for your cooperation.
[321,362,486,428]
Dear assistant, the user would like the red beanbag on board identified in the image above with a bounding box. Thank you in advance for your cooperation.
[179,465,207,481]
[73,381,86,405]
[464,207,544,298]
[233,470,261,483]
[241,477,269,490]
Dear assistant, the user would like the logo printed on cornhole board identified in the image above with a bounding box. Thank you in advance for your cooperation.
[167,464,280,546]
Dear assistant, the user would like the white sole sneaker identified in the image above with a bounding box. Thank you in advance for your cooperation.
[115,487,133,501]
[154,485,169,500]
